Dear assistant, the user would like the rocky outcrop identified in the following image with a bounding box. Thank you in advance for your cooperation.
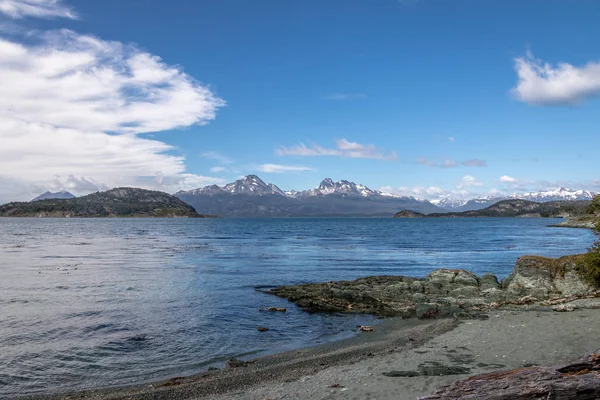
[267,255,600,319]
[393,210,426,218]
[553,216,598,229]
[420,349,600,399]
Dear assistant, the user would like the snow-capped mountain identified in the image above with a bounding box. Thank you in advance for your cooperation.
[176,177,596,217]
[301,178,387,198]
[431,197,468,210]
[511,188,596,202]
[220,175,284,196]
[179,184,225,196]
[454,196,505,212]
[431,196,502,212]
[31,191,76,202]
[176,175,442,217]
[433,188,596,212]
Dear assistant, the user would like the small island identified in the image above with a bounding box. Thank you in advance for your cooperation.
[0,187,214,218]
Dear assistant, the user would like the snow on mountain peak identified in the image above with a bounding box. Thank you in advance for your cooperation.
[511,188,596,202]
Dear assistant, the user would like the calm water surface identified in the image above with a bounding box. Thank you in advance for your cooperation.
[0,218,595,397]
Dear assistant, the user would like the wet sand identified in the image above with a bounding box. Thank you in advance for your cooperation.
[32,308,600,400]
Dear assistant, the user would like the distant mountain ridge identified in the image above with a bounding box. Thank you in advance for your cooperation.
[436,188,597,212]
[176,175,440,217]
[1,188,208,218]
[394,199,592,219]
[31,191,75,202]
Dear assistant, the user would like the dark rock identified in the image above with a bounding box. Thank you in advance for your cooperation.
[420,349,600,400]
[383,370,421,377]
[257,326,269,332]
[267,255,598,318]
[384,362,471,378]
[227,358,254,368]
[419,362,471,376]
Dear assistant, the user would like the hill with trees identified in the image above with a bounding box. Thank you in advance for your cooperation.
[0,188,211,218]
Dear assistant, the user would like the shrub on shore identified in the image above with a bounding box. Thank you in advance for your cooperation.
[581,214,600,286]
[588,195,600,215]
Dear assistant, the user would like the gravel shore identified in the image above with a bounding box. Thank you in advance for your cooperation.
[213,309,600,400]
[31,308,600,400]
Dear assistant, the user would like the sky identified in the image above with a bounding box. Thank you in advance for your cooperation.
[0,0,599,203]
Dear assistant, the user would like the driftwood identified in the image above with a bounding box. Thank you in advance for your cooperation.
[420,350,600,400]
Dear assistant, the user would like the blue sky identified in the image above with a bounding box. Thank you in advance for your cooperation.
[0,0,599,202]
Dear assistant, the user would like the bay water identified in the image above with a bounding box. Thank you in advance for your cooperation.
[0,218,595,397]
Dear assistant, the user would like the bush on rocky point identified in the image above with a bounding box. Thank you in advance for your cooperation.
[581,218,600,286]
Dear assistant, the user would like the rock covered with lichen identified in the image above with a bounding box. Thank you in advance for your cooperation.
[266,255,600,319]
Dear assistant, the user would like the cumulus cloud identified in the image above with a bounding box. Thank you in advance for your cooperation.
[276,139,397,161]
[457,175,483,189]
[0,0,76,19]
[512,52,600,105]
[499,175,517,183]
[256,164,315,173]
[0,25,225,201]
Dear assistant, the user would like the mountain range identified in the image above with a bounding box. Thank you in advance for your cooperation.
[175,175,440,217]
[395,199,592,219]
[433,188,597,212]
[175,175,598,217]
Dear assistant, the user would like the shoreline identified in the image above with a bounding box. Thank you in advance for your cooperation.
[27,309,600,400]
[27,318,459,400]
[18,220,599,399]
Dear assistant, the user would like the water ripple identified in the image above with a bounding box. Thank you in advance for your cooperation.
[0,217,595,398]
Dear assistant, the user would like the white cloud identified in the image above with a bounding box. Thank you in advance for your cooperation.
[0,0,76,19]
[380,185,448,200]
[448,136,455,142]
[0,26,225,201]
[512,52,600,105]
[210,166,227,173]
[277,139,397,161]
[500,175,517,183]
[417,158,458,168]
[417,157,486,168]
[457,175,483,189]
[201,151,233,164]
[324,93,367,100]
[256,164,315,174]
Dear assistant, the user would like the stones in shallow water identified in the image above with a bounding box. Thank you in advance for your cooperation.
[227,358,254,368]
[257,326,269,332]
[357,325,375,332]
[266,306,287,312]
